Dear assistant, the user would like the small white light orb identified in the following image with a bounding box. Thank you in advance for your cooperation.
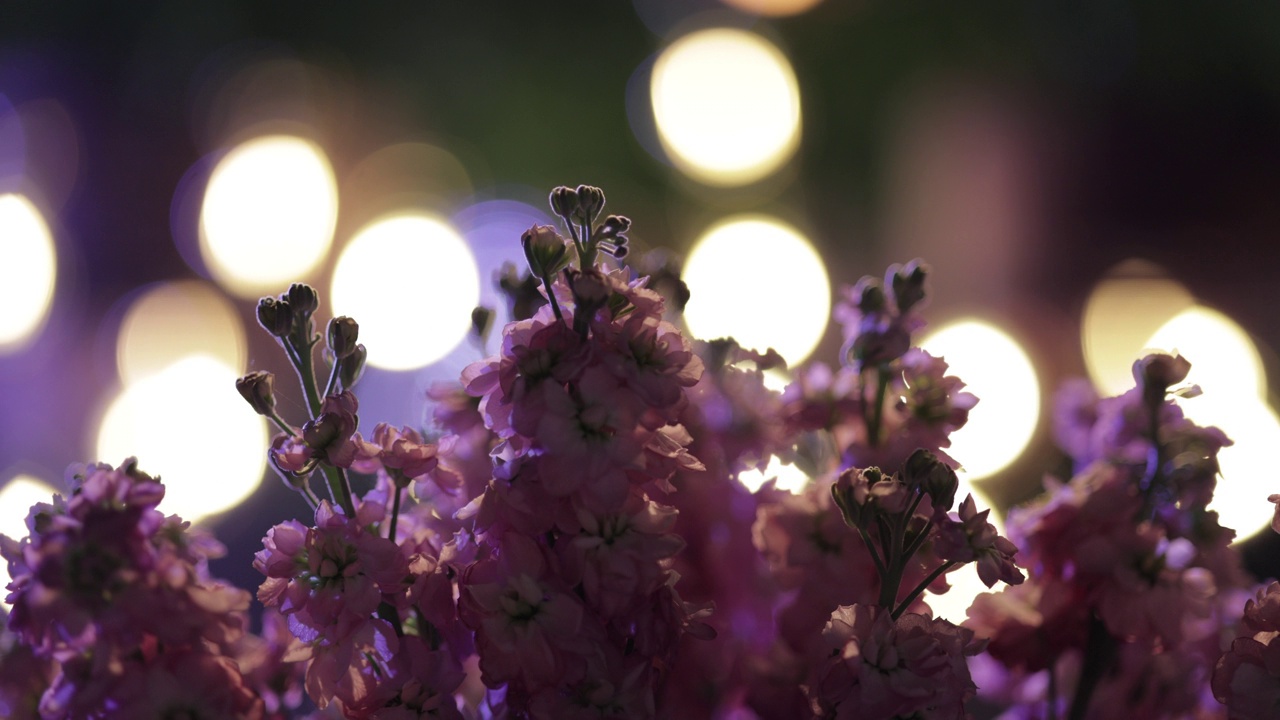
[0,474,57,542]
[683,216,830,366]
[921,320,1040,480]
[199,135,338,297]
[0,194,56,351]
[330,213,480,371]
[96,355,267,524]
[651,28,801,186]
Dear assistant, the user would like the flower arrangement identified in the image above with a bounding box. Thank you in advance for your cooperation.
[1,185,1276,719]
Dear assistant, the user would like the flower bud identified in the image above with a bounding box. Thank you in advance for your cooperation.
[1134,352,1192,408]
[549,186,579,219]
[287,283,319,320]
[599,214,631,238]
[888,259,928,314]
[338,344,367,390]
[327,316,360,360]
[236,371,276,416]
[256,297,294,337]
[901,448,958,513]
[573,184,605,223]
[852,276,887,315]
[521,224,570,278]
[471,306,494,341]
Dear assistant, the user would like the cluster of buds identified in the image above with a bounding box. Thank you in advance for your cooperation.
[831,449,1023,614]
[236,284,371,513]
[841,260,927,371]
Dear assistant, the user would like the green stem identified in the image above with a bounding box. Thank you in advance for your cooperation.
[290,330,324,418]
[900,520,932,566]
[1066,615,1117,720]
[866,365,891,447]
[855,524,888,577]
[323,355,341,398]
[388,483,403,541]
[267,411,296,437]
[541,274,565,324]
[321,465,357,518]
[892,560,957,620]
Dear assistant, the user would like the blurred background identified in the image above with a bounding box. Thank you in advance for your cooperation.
[3,1,1280,594]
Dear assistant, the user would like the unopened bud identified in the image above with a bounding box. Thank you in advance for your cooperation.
[599,214,631,238]
[287,283,319,320]
[573,184,605,223]
[852,276,887,315]
[888,260,928,314]
[471,306,495,341]
[549,186,579,219]
[327,316,360,359]
[339,344,367,390]
[521,224,571,278]
[901,448,957,513]
[236,371,276,416]
[256,297,293,337]
[1134,352,1192,408]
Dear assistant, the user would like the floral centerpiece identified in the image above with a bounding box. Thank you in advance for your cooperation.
[1,186,1276,719]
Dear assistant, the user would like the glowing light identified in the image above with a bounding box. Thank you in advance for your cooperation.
[116,281,246,385]
[199,135,337,297]
[331,214,480,370]
[1147,306,1264,399]
[921,320,1040,480]
[1082,267,1194,396]
[0,194,56,351]
[96,356,267,524]
[1145,307,1273,538]
[683,216,829,365]
[651,28,801,185]
[719,0,826,16]
[738,455,810,494]
[0,475,57,542]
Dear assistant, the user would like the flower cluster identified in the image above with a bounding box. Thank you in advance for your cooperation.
[1,460,263,719]
[458,185,713,716]
[4,185,1275,720]
[968,353,1249,719]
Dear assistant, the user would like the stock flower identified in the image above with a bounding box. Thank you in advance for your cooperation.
[302,391,361,467]
[814,604,984,720]
[934,494,1025,588]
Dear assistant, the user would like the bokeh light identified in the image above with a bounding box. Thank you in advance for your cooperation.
[737,454,809,494]
[0,474,57,543]
[96,355,267,524]
[1082,263,1195,396]
[199,135,338,297]
[719,0,825,16]
[331,213,480,371]
[1145,306,1274,538]
[0,194,57,351]
[920,320,1040,480]
[1147,306,1264,399]
[116,280,246,385]
[650,28,801,185]
[682,216,829,365]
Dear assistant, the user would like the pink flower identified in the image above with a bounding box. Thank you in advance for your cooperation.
[814,604,985,720]
[353,423,441,485]
[934,494,1025,588]
[301,391,361,467]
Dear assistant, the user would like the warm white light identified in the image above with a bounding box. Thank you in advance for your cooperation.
[199,135,337,297]
[0,194,56,350]
[1146,306,1264,399]
[331,214,479,370]
[737,454,809,493]
[0,475,57,542]
[96,356,267,524]
[116,281,246,385]
[683,216,829,365]
[651,28,801,185]
[1145,306,1272,539]
[1082,270,1194,396]
[719,0,826,16]
[921,320,1040,480]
